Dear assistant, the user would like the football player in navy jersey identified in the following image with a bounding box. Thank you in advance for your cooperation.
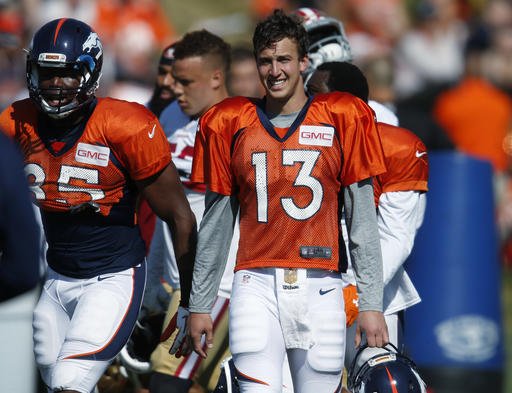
[0,18,196,393]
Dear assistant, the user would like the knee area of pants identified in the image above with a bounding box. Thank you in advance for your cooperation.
[49,361,82,392]
[50,359,109,393]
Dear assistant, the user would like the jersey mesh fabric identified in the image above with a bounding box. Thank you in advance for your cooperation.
[192,94,386,272]
[0,97,171,278]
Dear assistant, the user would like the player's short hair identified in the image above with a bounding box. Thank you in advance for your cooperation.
[317,61,369,102]
[252,9,309,60]
[173,29,231,74]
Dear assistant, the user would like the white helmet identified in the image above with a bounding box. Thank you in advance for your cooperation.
[293,7,353,81]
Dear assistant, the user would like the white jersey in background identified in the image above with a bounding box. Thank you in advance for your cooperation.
[145,117,237,308]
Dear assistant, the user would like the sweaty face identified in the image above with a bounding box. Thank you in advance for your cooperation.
[306,69,331,95]
[171,56,218,118]
[256,38,308,106]
[38,66,82,107]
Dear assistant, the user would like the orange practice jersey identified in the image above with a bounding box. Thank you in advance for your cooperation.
[0,97,170,218]
[374,123,429,205]
[0,97,171,278]
[192,94,386,272]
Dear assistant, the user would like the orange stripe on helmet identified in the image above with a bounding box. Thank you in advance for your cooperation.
[53,18,67,45]
[385,366,399,393]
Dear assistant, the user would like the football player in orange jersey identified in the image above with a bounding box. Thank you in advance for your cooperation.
[0,18,197,393]
[307,62,428,393]
[180,9,388,393]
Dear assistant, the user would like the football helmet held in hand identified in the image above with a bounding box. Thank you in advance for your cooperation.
[213,357,240,393]
[348,343,427,393]
[26,18,103,119]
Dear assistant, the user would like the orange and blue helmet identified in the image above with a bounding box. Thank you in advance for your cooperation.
[348,343,427,393]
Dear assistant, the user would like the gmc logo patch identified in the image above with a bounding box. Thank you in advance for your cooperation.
[75,143,110,167]
[298,125,334,147]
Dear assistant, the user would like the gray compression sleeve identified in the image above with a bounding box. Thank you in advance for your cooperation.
[189,190,239,313]
[344,179,384,312]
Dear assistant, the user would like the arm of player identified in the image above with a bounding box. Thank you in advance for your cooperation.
[142,222,169,316]
[186,190,238,358]
[137,161,197,309]
[378,191,426,285]
[344,178,388,348]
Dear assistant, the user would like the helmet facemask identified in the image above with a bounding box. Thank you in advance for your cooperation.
[25,19,103,119]
[27,58,100,119]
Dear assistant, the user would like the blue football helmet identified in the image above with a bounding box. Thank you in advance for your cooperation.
[26,18,103,118]
[213,357,240,393]
[348,343,427,393]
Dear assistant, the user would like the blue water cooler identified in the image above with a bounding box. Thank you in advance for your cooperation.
[404,152,504,393]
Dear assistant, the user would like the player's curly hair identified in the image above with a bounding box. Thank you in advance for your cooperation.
[173,29,231,74]
[253,9,309,59]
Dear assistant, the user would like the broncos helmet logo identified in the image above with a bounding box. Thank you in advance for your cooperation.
[82,32,103,59]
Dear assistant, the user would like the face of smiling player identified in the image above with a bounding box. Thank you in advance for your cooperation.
[256,37,309,115]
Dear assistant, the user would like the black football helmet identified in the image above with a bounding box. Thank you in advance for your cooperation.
[292,7,352,83]
[26,18,103,119]
[118,312,165,374]
[348,343,427,393]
